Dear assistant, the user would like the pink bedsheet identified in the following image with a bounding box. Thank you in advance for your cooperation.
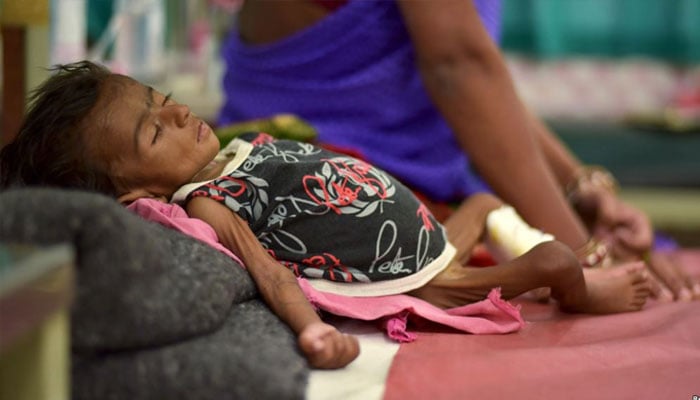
[127,199,699,398]
[384,250,700,400]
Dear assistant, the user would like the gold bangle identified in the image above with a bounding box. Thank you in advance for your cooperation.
[575,238,612,268]
[565,165,619,202]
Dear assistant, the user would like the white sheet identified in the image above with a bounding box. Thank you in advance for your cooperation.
[306,319,399,400]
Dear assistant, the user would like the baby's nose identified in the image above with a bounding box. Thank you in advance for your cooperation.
[174,104,190,126]
[162,104,190,127]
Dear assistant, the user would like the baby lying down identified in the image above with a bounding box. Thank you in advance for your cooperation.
[0,61,651,369]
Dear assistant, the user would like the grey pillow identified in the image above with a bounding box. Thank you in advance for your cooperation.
[0,188,307,400]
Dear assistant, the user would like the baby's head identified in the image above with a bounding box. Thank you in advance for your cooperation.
[0,60,220,202]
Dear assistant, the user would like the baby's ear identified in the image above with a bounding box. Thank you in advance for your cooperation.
[117,188,163,205]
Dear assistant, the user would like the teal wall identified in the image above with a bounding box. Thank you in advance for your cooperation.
[501,0,700,63]
[87,1,700,63]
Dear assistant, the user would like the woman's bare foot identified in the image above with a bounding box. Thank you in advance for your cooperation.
[561,262,651,314]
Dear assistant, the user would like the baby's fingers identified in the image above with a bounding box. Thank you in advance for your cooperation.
[313,332,359,369]
[299,324,359,369]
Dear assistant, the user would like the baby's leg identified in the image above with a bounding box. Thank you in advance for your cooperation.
[444,192,557,264]
[410,241,651,314]
[442,193,504,265]
[445,193,555,301]
[410,241,575,308]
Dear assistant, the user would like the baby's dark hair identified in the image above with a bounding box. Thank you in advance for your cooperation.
[0,60,117,194]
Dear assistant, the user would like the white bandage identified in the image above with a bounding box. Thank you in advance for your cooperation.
[485,206,554,261]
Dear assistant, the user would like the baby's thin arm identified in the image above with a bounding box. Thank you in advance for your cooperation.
[186,197,359,369]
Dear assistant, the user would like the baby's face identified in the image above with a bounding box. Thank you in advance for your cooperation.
[98,76,220,200]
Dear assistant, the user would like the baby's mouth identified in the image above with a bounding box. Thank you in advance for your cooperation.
[197,121,208,143]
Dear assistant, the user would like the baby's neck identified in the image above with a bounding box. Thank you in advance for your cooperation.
[190,156,233,183]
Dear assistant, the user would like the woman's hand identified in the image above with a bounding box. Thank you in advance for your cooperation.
[576,188,699,300]
[646,251,700,301]
[299,322,360,369]
[573,187,652,259]
[591,190,653,260]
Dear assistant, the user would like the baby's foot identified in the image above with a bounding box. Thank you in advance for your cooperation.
[568,262,651,314]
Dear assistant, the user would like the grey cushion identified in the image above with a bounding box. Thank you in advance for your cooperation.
[0,188,307,400]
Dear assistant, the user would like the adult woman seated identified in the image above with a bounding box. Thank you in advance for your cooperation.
[217,0,699,300]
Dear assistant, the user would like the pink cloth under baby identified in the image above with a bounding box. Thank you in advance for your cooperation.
[127,198,525,342]
[126,199,244,265]
[299,279,524,341]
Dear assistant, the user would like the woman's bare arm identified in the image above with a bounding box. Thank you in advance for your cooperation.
[526,106,655,255]
[186,196,359,368]
[396,0,589,249]
[397,0,607,249]
[525,107,581,187]
[396,1,700,299]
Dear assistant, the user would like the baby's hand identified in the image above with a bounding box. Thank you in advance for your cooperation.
[298,322,360,369]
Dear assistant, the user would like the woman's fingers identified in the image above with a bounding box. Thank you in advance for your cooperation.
[648,252,699,301]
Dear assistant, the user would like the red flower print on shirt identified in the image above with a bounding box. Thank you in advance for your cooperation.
[416,203,435,232]
[303,253,354,282]
[250,132,275,146]
[301,157,396,217]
